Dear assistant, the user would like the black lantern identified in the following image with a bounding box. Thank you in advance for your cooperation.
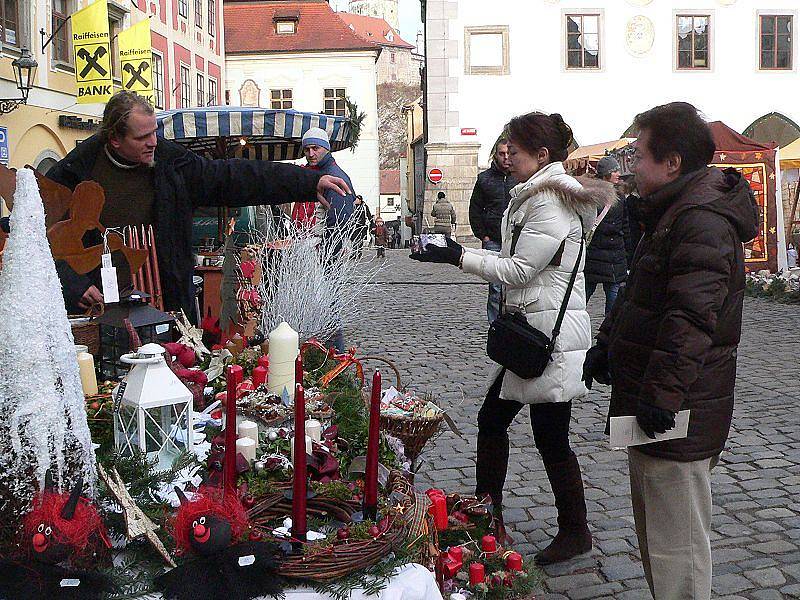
[97,295,175,380]
[0,48,38,114]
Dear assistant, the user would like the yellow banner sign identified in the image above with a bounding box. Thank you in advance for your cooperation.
[119,19,154,105]
[72,0,112,104]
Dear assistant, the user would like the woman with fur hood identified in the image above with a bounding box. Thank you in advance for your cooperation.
[412,112,615,564]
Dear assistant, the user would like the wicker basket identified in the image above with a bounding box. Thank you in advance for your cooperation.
[248,473,414,581]
[360,356,444,463]
[70,304,103,356]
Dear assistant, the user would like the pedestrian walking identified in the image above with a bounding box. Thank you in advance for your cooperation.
[351,195,372,257]
[373,217,388,258]
[469,134,517,323]
[583,102,759,600]
[584,156,630,316]
[412,112,616,565]
[431,191,456,238]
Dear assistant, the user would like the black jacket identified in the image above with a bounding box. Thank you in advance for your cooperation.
[599,167,759,461]
[584,196,630,284]
[47,134,321,318]
[468,163,516,243]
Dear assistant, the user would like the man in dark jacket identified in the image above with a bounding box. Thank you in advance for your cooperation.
[583,102,758,600]
[48,91,348,319]
[585,156,630,316]
[468,136,515,322]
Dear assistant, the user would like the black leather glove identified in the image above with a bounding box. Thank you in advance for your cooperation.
[0,216,9,234]
[636,401,676,439]
[582,345,611,390]
[410,237,463,266]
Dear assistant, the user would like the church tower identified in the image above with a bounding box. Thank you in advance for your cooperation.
[348,0,399,31]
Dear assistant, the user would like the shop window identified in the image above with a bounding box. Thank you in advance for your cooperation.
[270,88,292,109]
[760,15,792,70]
[677,14,710,70]
[566,14,600,69]
[464,25,510,75]
[323,88,346,117]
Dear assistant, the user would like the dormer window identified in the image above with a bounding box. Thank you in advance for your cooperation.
[276,20,296,34]
[386,30,394,42]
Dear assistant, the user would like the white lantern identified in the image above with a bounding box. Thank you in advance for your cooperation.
[113,343,194,470]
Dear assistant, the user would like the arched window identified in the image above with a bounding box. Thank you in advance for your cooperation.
[36,157,58,175]
[743,113,800,147]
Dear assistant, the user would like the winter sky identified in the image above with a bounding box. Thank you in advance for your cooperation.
[329,0,424,42]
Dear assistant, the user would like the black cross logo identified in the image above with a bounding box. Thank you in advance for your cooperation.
[77,46,108,78]
[123,61,150,89]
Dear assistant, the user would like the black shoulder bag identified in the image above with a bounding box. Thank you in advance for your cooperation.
[486,219,585,379]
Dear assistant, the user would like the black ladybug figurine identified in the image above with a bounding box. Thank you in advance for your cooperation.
[155,487,284,600]
[0,476,114,600]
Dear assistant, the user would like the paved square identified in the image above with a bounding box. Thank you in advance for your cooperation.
[348,251,800,599]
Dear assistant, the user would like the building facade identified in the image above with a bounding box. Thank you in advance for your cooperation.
[0,0,223,192]
[378,168,401,222]
[424,0,800,239]
[224,0,381,213]
[348,0,399,31]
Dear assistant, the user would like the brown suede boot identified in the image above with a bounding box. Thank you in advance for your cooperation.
[535,454,592,565]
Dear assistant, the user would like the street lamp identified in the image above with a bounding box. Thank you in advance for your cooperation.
[0,47,38,115]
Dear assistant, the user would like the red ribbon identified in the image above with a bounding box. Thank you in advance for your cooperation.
[300,339,364,387]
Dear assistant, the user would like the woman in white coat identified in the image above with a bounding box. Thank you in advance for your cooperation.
[412,112,614,564]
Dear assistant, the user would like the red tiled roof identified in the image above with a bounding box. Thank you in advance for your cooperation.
[225,1,380,54]
[337,13,415,49]
[380,169,401,195]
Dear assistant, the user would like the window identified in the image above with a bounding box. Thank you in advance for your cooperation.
[153,52,164,109]
[760,15,792,70]
[196,73,205,106]
[178,0,188,20]
[208,0,215,36]
[390,50,396,64]
[180,64,191,108]
[323,88,346,117]
[677,15,710,70]
[464,26,510,75]
[194,0,202,27]
[270,88,292,109]
[52,0,70,63]
[566,14,600,69]
[1,0,19,46]
[276,20,296,35]
[208,77,217,105]
[387,197,395,206]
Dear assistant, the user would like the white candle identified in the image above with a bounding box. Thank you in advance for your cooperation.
[305,419,322,443]
[236,437,257,463]
[76,350,98,396]
[290,435,313,463]
[268,322,299,401]
[237,420,259,445]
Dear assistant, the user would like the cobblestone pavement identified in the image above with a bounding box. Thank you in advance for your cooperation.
[348,250,800,600]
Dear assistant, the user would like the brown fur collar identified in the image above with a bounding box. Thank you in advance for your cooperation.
[516,174,617,215]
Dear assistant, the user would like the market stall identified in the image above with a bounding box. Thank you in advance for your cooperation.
[564,138,636,175]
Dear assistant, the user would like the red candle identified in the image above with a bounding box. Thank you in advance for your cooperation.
[505,551,523,572]
[363,370,381,520]
[482,534,497,553]
[258,355,270,369]
[224,365,243,499]
[429,494,448,530]
[252,365,267,386]
[469,562,485,586]
[295,354,303,387]
[449,546,463,562]
[291,383,307,543]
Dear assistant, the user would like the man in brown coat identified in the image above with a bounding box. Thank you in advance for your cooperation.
[582,102,759,600]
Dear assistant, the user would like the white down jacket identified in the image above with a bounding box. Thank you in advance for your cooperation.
[461,162,612,404]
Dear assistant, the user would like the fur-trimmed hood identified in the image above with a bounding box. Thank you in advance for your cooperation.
[511,163,616,219]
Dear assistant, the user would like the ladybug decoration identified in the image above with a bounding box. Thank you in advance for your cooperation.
[155,487,284,600]
[0,476,114,600]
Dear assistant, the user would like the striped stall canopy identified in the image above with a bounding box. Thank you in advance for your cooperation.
[156,106,354,160]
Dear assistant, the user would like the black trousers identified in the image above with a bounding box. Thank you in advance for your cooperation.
[476,370,574,505]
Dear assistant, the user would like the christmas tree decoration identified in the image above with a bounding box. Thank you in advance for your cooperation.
[0,168,97,532]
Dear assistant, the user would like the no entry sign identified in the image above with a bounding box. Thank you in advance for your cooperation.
[428,168,443,184]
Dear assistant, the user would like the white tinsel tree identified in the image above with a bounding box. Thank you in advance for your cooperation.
[0,169,96,529]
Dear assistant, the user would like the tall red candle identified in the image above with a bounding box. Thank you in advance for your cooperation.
[252,365,267,386]
[295,353,303,388]
[363,370,381,520]
[224,364,243,499]
[291,383,307,542]
[429,495,448,530]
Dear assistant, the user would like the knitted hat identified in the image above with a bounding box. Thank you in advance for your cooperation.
[301,127,331,151]
[437,191,446,199]
[596,156,621,177]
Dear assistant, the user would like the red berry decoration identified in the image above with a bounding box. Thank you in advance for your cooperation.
[491,575,502,587]
[378,517,390,532]
[336,527,350,541]
[368,525,381,538]
[241,494,256,509]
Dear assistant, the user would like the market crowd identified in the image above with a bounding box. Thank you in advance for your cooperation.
[413,102,758,600]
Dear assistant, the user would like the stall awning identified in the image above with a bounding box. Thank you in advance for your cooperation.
[780,137,800,169]
[566,138,636,162]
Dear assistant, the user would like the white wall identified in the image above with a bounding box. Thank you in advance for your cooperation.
[226,51,381,210]
[432,0,800,167]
